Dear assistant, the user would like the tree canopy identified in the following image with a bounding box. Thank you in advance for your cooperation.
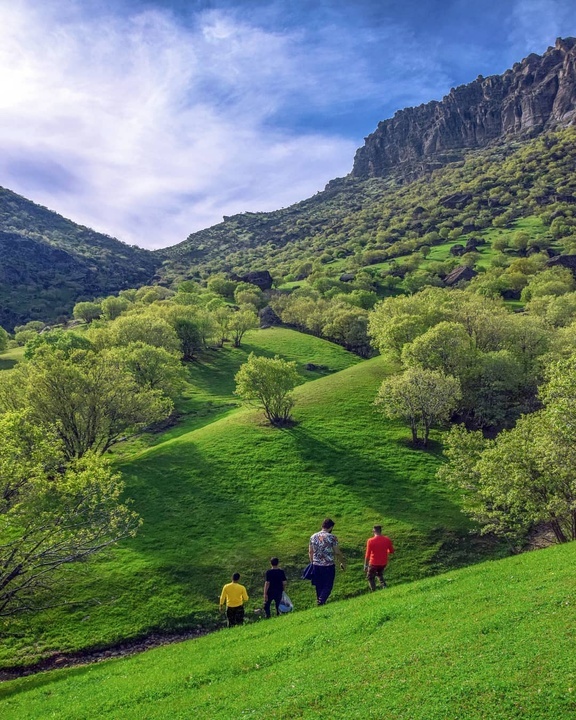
[0,411,140,616]
[235,353,299,426]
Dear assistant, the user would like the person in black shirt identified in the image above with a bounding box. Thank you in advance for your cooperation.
[263,557,287,618]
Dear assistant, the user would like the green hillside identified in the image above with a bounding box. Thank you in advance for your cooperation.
[0,187,159,329]
[161,128,576,285]
[2,127,575,329]
[3,540,575,719]
[0,328,497,669]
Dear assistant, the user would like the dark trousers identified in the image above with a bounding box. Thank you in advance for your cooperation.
[313,564,335,605]
[226,605,245,627]
[367,564,387,591]
[264,594,282,618]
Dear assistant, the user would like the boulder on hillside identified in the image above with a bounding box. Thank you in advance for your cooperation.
[450,244,466,256]
[259,305,281,328]
[444,266,477,286]
[546,254,576,277]
[439,193,473,209]
[340,272,356,282]
[239,270,273,290]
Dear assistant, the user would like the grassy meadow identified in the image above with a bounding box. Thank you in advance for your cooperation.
[2,541,575,719]
[0,327,500,669]
[0,346,24,370]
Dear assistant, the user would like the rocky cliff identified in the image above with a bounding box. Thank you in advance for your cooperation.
[352,37,576,180]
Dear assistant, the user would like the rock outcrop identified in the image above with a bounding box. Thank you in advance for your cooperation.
[237,270,274,290]
[546,254,576,277]
[259,305,281,327]
[444,266,477,286]
[352,38,576,180]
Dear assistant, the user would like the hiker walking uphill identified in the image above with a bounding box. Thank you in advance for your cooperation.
[219,572,249,627]
[309,518,346,605]
[364,525,394,591]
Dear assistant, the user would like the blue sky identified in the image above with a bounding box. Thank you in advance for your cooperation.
[0,0,574,248]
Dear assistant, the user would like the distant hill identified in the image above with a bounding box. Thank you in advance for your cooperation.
[0,187,160,329]
[159,125,576,284]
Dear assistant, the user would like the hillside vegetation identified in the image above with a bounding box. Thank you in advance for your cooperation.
[0,187,158,329]
[161,128,576,285]
[2,126,576,330]
[2,540,575,719]
[0,328,498,669]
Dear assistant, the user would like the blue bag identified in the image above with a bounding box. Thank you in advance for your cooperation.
[301,563,315,581]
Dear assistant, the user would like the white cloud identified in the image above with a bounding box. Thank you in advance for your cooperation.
[0,1,359,248]
[509,0,576,54]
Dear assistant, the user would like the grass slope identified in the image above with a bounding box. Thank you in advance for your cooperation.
[0,346,24,371]
[113,327,362,455]
[2,541,575,719]
[0,329,497,668]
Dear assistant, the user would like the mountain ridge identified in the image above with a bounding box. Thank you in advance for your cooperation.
[351,37,576,180]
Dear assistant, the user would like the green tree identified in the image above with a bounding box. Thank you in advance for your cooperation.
[469,350,524,428]
[368,288,452,357]
[322,308,371,357]
[103,342,188,400]
[492,236,509,252]
[101,295,131,321]
[173,317,203,360]
[94,314,181,355]
[73,301,102,323]
[440,353,576,547]
[526,292,576,327]
[520,267,576,303]
[24,329,92,360]
[502,313,550,378]
[401,321,476,378]
[212,306,233,347]
[375,368,461,447]
[235,353,299,425]
[14,330,38,347]
[234,283,264,309]
[229,307,258,347]
[0,347,172,458]
[511,231,530,253]
[0,325,9,353]
[207,274,237,300]
[0,411,140,616]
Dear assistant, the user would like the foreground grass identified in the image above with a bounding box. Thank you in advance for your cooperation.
[0,330,498,668]
[2,541,575,719]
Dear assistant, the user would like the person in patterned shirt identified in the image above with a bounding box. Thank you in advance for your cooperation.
[309,518,346,605]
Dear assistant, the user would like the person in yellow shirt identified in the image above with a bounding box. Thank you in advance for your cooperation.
[219,572,249,627]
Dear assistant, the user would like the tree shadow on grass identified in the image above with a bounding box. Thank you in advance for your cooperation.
[119,441,277,610]
[284,424,459,529]
[0,357,17,371]
[0,661,101,700]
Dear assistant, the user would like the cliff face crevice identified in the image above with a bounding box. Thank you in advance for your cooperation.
[352,37,576,180]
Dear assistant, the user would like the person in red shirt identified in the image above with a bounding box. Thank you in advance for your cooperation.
[364,525,394,591]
